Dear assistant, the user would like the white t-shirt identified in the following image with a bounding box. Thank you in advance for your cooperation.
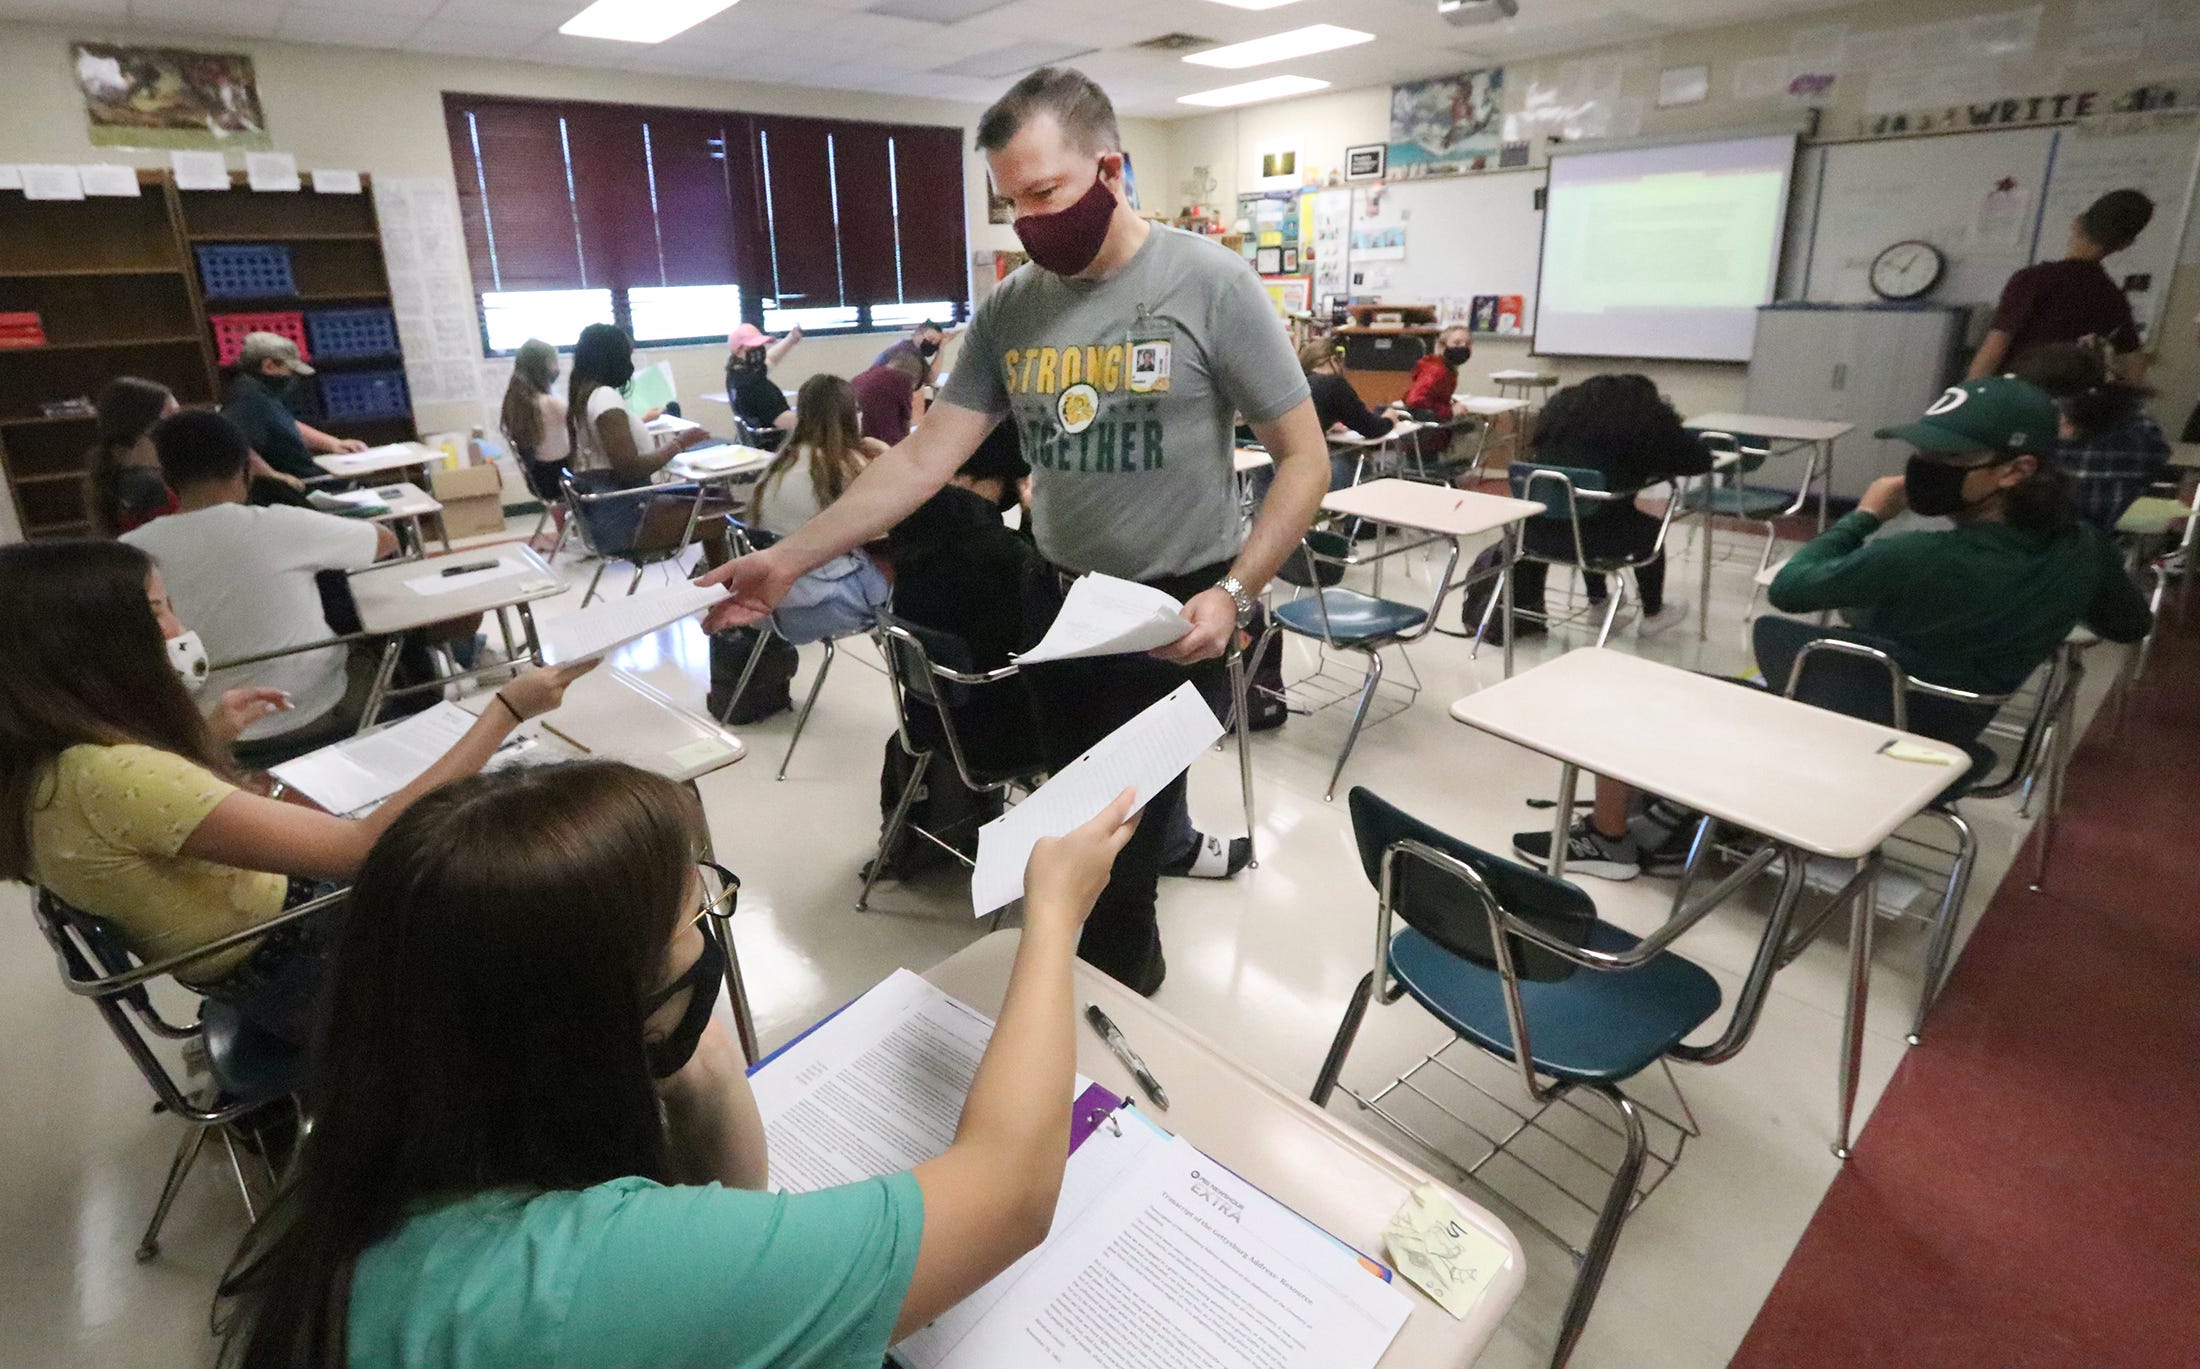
[124,503,381,738]
[534,391,570,467]
[572,385,652,477]
[753,448,830,537]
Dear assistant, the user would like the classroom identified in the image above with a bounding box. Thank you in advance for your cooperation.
[0,0,2193,1366]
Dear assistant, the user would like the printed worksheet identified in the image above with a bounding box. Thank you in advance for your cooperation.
[1012,573,1190,664]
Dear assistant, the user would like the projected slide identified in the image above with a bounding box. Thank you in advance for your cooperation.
[1535,134,1796,362]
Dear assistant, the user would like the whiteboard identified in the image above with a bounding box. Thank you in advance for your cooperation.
[2030,111,2200,346]
[1351,169,1545,328]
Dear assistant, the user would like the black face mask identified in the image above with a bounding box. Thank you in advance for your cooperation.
[1442,346,1472,367]
[643,930,724,1079]
[918,339,941,360]
[1904,453,2010,517]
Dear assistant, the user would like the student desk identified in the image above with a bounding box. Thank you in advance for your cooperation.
[1232,446,1273,523]
[346,481,448,558]
[2169,442,2200,470]
[1488,370,1558,406]
[1681,413,1854,534]
[1329,420,1431,485]
[923,930,1528,1367]
[1319,478,1545,677]
[347,546,565,733]
[1456,395,1530,471]
[314,441,438,481]
[667,444,777,548]
[1449,648,1967,1157]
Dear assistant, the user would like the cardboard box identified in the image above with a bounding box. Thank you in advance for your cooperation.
[429,463,506,539]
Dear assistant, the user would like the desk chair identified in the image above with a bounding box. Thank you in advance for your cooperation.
[1678,430,1805,615]
[560,474,711,608]
[1753,616,2087,1041]
[863,617,1052,914]
[736,418,787,453]
[1498,463,1681,648]
[30,886,340,1261]
[1312,790,1720,1369]
[1255,528,1460,800]
[2114,494,2197,679]
[712,521,875,780]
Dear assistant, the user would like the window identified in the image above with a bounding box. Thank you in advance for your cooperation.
[445,93,968,353]
[481,288,613,352]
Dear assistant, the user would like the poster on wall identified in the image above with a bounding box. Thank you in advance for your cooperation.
[1388,69,1504,177]
[72,42,271,149]
[1260,277,1312,318]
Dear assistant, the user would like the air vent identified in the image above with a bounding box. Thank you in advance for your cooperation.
[1133,33,1218,53]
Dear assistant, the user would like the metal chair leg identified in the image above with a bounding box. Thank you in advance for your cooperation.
[580,561,609,609]
[137,1122,210,1262]
[860,750,931,911]
[217,1125,260,1222]
[1592,581,1626,648]
[1550,1086,1647,1369]
[716,625,774,726]
[1229,648,1259,868]
[1310,972,1376,1107]
[2028,689,2073,893]
[1324,649,1385,802]
[627,562,648,596]
[778,636,837,780]
[1909,807,1976,1045]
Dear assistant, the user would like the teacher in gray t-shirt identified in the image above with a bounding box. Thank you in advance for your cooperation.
[704,67,1330,996]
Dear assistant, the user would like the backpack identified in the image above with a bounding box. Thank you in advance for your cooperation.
[1242,604,1288,732]
[707,626,797,723]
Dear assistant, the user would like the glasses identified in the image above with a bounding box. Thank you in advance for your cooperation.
[692,860,741,925]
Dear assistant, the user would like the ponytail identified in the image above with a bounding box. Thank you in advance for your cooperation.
[2010,341,2153,442]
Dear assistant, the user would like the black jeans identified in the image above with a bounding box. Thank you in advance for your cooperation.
[1517,504,1666,614]
[194,879,345,1046]
[1019,560,1232,989]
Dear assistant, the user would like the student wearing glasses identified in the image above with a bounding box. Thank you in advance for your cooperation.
[217,760,1137,1369]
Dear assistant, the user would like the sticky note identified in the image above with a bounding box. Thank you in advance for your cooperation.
[668,738,731,769]
[1383,1183,1512,1319]
[1882,740,1954,765]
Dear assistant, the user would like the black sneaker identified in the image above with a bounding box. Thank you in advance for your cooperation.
[1632,799,1707,877]
[1161,832,1251,879]
[1511,822,1641,881]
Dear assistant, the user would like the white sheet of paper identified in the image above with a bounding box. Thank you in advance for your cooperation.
[403,556,526,597]
[269,702,475,815]
[895,1116,1169,1369]
[644,413,703,435]
[0,166,21,190]
[170,151,228,190]
[246,152,300,192]
[534,580,727,667]
[20,165,84,201]
[970,683,1223,915]
[77,164,139,197]
[311,169,362,195]
[319,442,425,475]
[1012,573,1191,665]
[928,1134,1410,1369]
[678,444,771,474]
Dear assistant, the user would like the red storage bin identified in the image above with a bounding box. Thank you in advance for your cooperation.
[209,311,309,367]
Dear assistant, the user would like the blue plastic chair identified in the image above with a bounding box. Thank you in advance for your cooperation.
[1312,789,1722,1369]
[1503,462,1681,647]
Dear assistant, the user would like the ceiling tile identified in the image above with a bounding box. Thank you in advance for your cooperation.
[276,9,426,45]
[0,0,131,19]
[413,18,553,55]
[129,0,288,38]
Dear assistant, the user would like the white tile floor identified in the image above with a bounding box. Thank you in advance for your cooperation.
[0,511,2101,1368]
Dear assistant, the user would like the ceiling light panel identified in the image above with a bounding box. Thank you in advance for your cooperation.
[868,0,1014,22]
[1183,24,1373,69]
[1178,74,1330,107]
[559,0,742,45]
[1199,0,1307,10]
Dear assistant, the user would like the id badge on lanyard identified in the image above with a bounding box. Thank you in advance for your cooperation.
[1127,306,1173,395]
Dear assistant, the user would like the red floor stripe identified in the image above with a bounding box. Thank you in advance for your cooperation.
[1729,616,2200,1368]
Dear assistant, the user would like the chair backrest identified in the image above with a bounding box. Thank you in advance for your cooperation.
[1508,461,1611,525]
[1347,788,1597,983]
[876,614,1040,793]
[30,890,207,1117]
[1276,528,1351,589]
[1752,615,2003,747]
[1696,429,1771,475]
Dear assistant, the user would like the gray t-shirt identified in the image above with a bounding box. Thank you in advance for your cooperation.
[941,224,1308,582]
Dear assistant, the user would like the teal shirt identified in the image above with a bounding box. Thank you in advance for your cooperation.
[223,372,320,481]
[349,1173,923,1369]
[1768,510,2152,693]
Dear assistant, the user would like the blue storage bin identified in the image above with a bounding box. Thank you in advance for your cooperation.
[195,244,295,299]
[318,369,410,421]
[307,307,401,359]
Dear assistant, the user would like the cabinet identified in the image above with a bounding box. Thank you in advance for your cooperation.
[1742,304,1971,499]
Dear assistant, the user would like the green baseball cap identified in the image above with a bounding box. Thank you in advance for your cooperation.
[1875,376,2057,457]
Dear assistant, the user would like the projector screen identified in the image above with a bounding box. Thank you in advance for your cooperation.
[1533,133,1797,362]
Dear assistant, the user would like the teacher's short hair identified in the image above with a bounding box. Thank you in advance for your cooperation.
[2079,189,2154,252]
[976,67,1121,156]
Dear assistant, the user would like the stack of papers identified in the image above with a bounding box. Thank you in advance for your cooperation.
[677,444,773,475]
[969,683,1223,915]
[1013,573,1190,665]
[534,580,728,667]
[269,703,474,814]
[644,413,703,435]
[307,489,387,517]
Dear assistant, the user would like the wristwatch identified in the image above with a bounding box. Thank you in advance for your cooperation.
[1218,575,1255,629]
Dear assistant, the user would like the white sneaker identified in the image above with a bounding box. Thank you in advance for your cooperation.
[1639,602,1689,636]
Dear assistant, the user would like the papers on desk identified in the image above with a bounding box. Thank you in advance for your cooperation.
[270,702,474,814]
[403,555,527,596]
[970,683,1223,915]
[1012,572,1190,665]
[1383,1183,1514,1319]
[318,442,424,476]
[307,489,388,516]
[644,412,702,435]
[752,970,1410,1369]
[676,444,771,475]
[536,580,728,667]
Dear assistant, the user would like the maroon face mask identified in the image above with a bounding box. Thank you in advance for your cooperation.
[1012,161,1117,277]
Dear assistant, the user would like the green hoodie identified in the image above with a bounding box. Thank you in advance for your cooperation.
[1768,510,2151,694]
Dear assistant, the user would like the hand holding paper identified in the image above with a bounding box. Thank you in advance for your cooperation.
[1013,573,1191,665]
[535,580,730,667]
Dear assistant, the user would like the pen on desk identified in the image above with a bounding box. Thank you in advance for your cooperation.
[440,560,499,577]
[1085,1004,1169,1111]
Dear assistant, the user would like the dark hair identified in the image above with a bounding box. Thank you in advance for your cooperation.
[0,540,225,881]
[86,377,175,536]
[878,342,929,384]
[567,323,637,452]
[2078,189,2153,253]
[500,338,558,459]
[2009,341,2153,441]
[1532,373,1680,458]
[152,409,252,489]
[217,761,704,1368]
[755,373,868,519]
[976,67,1120,155]
[1996,453,2078,535]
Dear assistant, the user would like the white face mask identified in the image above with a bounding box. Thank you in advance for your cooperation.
[168,630,210,694]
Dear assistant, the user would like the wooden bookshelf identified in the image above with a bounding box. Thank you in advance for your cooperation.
[0,168,417,540]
